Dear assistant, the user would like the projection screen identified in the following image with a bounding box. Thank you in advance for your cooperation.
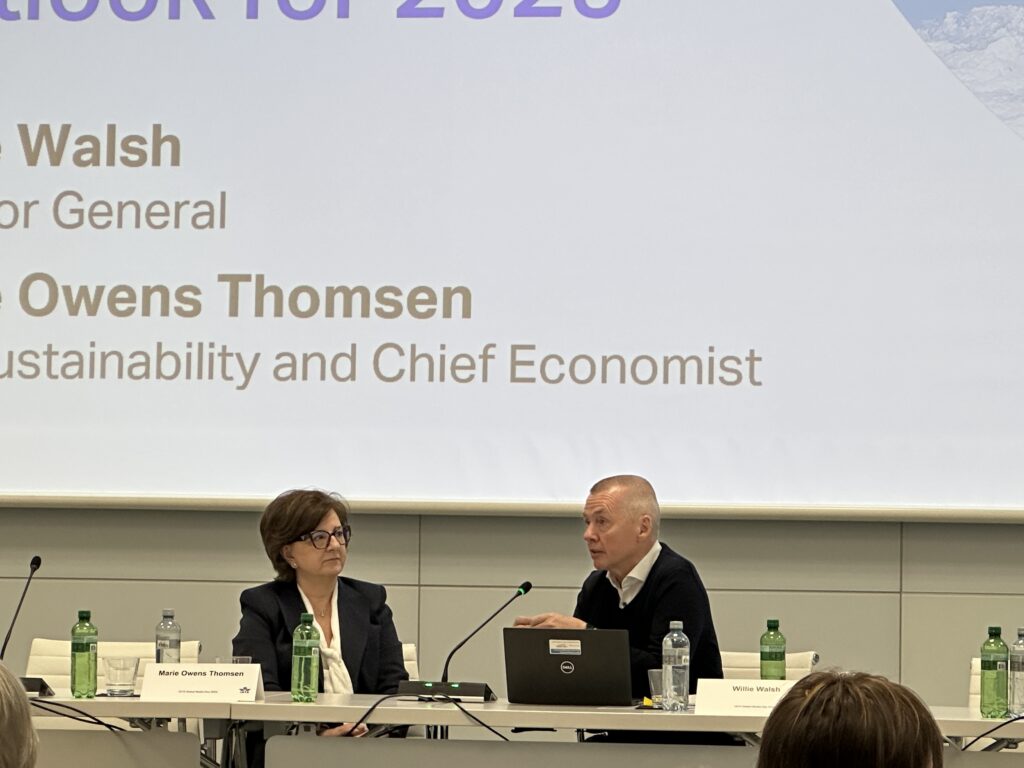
[1,0,1022,512]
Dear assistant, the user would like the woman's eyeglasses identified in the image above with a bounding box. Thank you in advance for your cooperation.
[296,525,352,549]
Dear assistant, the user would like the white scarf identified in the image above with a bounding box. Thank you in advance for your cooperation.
[297,581,354,694]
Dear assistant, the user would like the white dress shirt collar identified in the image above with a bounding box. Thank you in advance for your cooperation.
[606,540,662,609]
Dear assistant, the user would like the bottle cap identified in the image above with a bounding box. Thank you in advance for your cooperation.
[1018,627,1024,635]
[78,610,90,620]
[989,626,1002,635]
[300,612,314,623]
[767,619,779,630]
[669,620,684,630]
[162,609,175,619]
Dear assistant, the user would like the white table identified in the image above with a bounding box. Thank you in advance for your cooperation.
[234,695,1024,743]
[232,692,767,734]
[32,694,1024,752]
[931,707,1024,749]
[31,691,233,768]
[30,689,232,721]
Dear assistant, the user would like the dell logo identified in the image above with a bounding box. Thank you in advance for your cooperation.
[560,661,575,674]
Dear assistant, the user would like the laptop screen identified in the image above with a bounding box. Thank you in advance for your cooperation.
[503,627,633,706]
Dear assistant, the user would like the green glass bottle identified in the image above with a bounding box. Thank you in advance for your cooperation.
[291,613,320,703]
[71,610,98,699]
[760,618,786,680]
[981,625,1009,718]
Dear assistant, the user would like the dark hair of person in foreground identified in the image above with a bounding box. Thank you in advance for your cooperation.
[756,670,943,768]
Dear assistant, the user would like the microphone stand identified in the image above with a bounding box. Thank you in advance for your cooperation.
[398,581,532,709]
[440,584,530,684]
[1,556,54,697]
[1,556,41,660]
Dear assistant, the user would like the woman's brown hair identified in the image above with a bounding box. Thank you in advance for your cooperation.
[259,489,350,581]
[756,671,943,768]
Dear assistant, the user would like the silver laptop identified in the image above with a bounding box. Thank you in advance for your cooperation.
[503,627,633,706]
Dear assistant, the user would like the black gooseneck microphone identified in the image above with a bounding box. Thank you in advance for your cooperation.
[441,580,532,684]
[0,555,42,660]
[398,580,532,703]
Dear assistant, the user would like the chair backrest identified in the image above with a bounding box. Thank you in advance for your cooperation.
[402,642,419,681]
[26,638,202,691]
[968,657,981,711]
[720,650,820,680]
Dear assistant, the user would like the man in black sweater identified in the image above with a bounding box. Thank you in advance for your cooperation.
[515,474,724,700]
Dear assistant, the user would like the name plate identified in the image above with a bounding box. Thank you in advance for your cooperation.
[696,678,796,715]
[141,663,264,702]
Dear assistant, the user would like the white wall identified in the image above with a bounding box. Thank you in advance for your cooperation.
[3,508,1023,708]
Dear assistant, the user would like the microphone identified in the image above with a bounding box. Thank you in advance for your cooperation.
[399,580,532,703]
[1,555,42,660]
[1,556,54,697]
[441,581,531,684]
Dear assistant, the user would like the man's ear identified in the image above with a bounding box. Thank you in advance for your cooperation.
[637,513,652,539]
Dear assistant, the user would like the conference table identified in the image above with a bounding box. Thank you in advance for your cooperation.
[232,693,1024,741]
[27,690,1024,768]
[32,690,1024,744]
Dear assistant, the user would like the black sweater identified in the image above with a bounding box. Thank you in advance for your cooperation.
[573,544,723,698]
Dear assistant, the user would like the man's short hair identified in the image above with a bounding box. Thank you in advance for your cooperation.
[590,474,661,537]
[756,670,943,768]
[0,661,37,768]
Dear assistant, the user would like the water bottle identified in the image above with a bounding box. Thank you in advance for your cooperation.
[291,612,320,703]
[981,625,1009,718]
[70,610,98,699]
[661,620,690,712]
[155,609,182,663]
[1009,627,1024,716]
[760,618,786,680]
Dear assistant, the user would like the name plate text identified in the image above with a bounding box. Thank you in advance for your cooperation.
[141,663,264,702]
[696,678,796,716]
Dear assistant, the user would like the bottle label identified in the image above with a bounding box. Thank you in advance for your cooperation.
[72,638,98,655]
[158,648,181,663]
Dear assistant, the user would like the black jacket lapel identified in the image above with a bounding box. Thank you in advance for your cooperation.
[274,580,326,691]
[338,579,369,688]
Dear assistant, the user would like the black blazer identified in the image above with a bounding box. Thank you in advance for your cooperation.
[231,577,408,694]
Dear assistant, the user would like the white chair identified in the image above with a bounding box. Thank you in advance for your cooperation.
[399,643,425,738]
[26,638,202,731]
[402,642,419,681]
[26,638,202,692]
[720,650,820,680]
[968,657,982,713]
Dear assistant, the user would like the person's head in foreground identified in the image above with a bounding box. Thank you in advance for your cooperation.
[0,660,37,768]
[756,670,943,768]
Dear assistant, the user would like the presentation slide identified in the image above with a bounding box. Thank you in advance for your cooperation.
[1,0,1022,508]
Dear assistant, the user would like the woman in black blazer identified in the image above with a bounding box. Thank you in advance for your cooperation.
[232,489,408,737]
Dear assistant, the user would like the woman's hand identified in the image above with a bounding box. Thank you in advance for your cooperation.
[317,722,369,737]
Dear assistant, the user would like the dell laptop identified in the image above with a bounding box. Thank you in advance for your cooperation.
[503,627,633,706]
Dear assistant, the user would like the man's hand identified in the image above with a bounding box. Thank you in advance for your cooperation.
[513,613,587,629]
[318,722,369,737]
